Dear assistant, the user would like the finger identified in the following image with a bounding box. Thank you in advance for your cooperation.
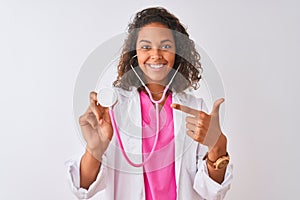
[79,110,99,129]
[79,107,93,126]
[90,92,104,121]
[171,103,199,116]
[90,91,98,102]
[186,116,210,129]
[186,122,195,131]
[186,129,205,143]
[101,108,112,124]
[186,130,194,139]
[186,116,199,125]
[85,112,99,129]
[193,129,206,143]
[186,115,207,125]
[210,98,225,115]
[186,122,208,134]
[186,122,199,130]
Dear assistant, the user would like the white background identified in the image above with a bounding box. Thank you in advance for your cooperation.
[1,0,299,199]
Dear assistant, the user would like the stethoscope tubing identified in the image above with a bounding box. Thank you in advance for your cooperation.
[107,57,180,167]
[109,102,160,167]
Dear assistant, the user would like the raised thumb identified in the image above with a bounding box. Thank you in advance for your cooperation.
[211,98,225,115]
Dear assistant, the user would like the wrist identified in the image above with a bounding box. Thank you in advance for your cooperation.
[86,138,110,161]
[208,133,227,161]
[86,146,105,162]
[204,152,230,171]
[82,149,101,168]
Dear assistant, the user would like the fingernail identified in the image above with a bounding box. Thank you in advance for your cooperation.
[171,104,179,109]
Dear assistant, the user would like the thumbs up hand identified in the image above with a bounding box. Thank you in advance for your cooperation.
[171,98,227,152]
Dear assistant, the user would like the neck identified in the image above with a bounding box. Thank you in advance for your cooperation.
[145,83,166,101]
[147,83,165,93]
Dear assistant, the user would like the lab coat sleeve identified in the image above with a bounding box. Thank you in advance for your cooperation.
[65,153,108,199]
[193,160,233,200]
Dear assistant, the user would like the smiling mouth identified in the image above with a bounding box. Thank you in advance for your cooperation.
[146,64,167,69]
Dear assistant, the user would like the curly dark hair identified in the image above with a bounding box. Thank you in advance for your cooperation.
[113,7,202,93]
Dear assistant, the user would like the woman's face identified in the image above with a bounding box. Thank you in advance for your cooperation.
[136,22,176,85]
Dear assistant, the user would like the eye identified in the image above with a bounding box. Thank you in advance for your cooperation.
[161,44,172,50]
[140,45,151,50]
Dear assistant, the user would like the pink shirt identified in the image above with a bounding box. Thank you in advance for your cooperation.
[140,91,177,200]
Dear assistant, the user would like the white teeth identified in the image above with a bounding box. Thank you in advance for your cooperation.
[149,64,165,69]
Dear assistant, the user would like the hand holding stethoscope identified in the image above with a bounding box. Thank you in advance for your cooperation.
[78,91,114,161]
[171,98,227,152]
[78,57,180,166]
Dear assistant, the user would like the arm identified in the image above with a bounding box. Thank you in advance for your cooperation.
[193,146,233,200]
[172,98,232,188]
[80,149,101,189]
[67,92,113,193]
[65,91,113,199]
[65,150,108,200]
[191,135,232,200]
[78,91,113,189]
[205,133,228,184]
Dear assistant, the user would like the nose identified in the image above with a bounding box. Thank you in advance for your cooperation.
[150,48,162,60]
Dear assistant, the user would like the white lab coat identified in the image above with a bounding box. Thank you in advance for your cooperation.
[66,87,233,200]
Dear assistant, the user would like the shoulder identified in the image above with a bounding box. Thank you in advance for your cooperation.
[113,86,139,102]
[174,90,205,111]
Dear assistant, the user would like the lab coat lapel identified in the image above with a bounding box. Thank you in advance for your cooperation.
[128,90,143,158]
[172,92,187,187]
[114,88,143,173]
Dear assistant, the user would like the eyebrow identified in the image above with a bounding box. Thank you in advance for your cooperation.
[138,39,174,44]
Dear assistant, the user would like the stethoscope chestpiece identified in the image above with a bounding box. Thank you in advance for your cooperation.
[97,87,118,108]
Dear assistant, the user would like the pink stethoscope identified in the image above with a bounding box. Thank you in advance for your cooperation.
[97,59,181,167]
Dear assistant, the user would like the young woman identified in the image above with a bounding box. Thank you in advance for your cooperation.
[67,7,233,200]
